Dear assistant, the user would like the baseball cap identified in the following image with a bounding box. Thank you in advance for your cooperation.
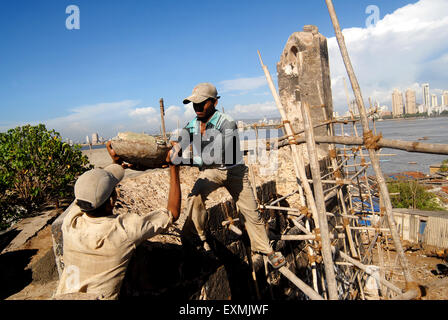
[183,83,220,104]
[74,164,124,211]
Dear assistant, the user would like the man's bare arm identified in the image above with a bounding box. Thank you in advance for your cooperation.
[166,146,181,221]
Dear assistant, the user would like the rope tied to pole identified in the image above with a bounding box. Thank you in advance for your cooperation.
[360,157,368,167]
[334,169,342,180]
[329,148,337,159]
[299,206,311,218]
[351,146,361,154]
[282,120,299,145]
[363,130,383,151]
[313,228,321,242]
[307,249,322,264]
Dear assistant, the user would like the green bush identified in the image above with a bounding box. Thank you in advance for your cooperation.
[387,180,443,211]
[440,159,448,172]
[0,124,92,230]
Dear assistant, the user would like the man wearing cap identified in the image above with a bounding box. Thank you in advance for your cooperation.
[174,82,286,269]
[54,150,181,299]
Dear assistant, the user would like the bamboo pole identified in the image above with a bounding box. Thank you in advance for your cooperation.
[269,190,298,206]
[277,135,448,155]
[278,266,324,300]
[318,104,358,260]
[270,233,346,241]
[305,219,320,293]
[300,100,339,299]
[337,250,402,295]
[159,98,168,144]
[325,0,414,286]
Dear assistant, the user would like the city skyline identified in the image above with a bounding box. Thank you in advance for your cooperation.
[337,82,448,119]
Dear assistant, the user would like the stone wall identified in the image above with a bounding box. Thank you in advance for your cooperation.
[277,25,334,152]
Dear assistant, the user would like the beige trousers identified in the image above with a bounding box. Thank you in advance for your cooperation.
[183,164,272,254]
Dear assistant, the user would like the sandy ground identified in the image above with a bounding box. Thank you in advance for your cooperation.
[371,247,448,300]
[82,148,113,169]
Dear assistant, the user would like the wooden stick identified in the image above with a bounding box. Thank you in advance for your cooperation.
[270,234,346,240]
[337,250,402,294]
[325,0,414,285]
[300,100,339,300]
[278,266,324,300]
[159,98,168,144]
[269,190,298,206]
[278,135,448,155]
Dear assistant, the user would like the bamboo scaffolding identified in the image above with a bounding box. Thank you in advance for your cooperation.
[325,0,415,289]
[257,50,325,298]
[299,100,339,299]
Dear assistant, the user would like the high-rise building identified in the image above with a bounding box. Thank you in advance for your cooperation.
[405,89,417,114]
[442,91,448,106]
[92,133,99,145]
[422,83,430,107]
[392,89,404,117]
[431,94,438,107]
[418,104,425,114]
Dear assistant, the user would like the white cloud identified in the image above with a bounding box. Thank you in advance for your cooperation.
[228,101,280,119]
[219,76,267,93]
[129,107,156,117]
[45,100,142,141]
[328,0,448,112]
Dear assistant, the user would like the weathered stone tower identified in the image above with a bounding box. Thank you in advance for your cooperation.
[277,25,334,151]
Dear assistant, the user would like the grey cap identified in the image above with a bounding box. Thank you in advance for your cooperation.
[74,164,124,211]
[183,82,220,104]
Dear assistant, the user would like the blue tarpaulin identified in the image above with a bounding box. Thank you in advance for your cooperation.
[352,197,380,226]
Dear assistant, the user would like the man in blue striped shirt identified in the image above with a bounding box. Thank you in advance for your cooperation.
[173,83,285,269]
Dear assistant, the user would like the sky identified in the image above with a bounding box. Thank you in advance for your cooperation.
[0,0,447,142]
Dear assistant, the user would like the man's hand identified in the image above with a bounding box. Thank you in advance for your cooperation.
[165,141,181,166]
[106,141,133,169]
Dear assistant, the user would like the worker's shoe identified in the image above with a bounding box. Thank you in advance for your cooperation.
[267,251,286,269]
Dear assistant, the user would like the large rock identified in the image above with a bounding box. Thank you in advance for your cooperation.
[111,132,170,168]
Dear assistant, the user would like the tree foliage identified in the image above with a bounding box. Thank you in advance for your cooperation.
[440,159,448,172]
[0,124,92,230]
[387,180,443,211]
